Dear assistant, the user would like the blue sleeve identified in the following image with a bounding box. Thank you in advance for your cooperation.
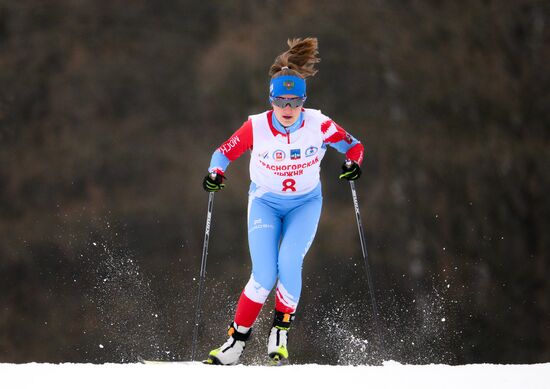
[208,150,231,173]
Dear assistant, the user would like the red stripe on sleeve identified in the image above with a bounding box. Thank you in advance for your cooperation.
[217,119,254,161]
[320,120,332,134]
[322,120,350,144]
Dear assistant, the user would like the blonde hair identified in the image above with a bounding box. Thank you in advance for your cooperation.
[269,37,320,79]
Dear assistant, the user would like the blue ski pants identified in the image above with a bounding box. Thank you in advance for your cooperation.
[244,184,323,312]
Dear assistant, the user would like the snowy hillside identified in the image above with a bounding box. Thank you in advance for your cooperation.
[2,361,549,389]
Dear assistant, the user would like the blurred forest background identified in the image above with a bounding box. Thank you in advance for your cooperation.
[1,0,549,365]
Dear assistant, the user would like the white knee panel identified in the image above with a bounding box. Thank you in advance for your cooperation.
[243,274,271,304]
[276,281,299,311]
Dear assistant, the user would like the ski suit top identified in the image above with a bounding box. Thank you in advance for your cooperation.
[208,108,364,196]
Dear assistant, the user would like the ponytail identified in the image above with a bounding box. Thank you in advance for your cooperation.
[269,37,320,79]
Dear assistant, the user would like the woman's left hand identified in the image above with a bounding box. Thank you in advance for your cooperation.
[339,161,362,181]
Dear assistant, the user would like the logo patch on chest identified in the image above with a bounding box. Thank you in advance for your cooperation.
[305,146,318,157]
[290,149,301,160]
[273,150,286,161]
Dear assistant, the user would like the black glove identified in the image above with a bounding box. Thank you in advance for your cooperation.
[203,172,225,192]
[339,161,362,181]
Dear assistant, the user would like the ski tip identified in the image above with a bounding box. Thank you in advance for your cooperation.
[137,356,201,365]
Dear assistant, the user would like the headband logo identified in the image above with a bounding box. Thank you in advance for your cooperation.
[283,80,294,90]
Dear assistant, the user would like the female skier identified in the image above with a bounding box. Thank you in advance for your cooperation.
[202,37,364,365]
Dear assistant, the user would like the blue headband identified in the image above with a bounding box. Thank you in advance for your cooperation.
[269,75,306,98]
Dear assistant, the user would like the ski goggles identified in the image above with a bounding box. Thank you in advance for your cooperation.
[269,96,307,108]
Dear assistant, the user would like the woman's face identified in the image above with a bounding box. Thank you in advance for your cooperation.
[272,94,303,127]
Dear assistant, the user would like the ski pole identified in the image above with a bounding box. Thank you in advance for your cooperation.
[348,180,384,354]
[191,191,215,361]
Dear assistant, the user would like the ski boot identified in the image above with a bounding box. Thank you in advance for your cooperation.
[204,322,252,365]
[267,311,295,365]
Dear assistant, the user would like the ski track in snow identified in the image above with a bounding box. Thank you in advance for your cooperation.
[1,361,549,389]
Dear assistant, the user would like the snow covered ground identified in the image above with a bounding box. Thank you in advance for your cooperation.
[1,361,549,389]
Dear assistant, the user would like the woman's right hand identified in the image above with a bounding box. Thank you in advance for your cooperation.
[202,172,226,192]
